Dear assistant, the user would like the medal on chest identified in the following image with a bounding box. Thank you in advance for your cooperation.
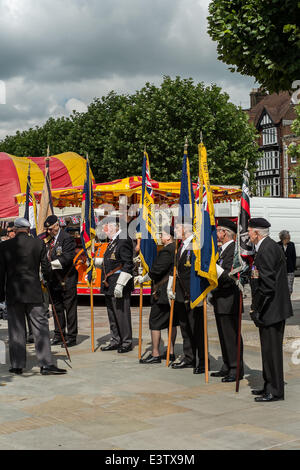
[184,250,191,268]
[56,246,63,256]
[251,264,260,279]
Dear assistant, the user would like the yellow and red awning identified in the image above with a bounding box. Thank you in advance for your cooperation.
[16,175,242,208]
[0,152,94,218]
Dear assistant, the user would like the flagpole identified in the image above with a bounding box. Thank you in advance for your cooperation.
[235,159,248,392]
[90,280,95,353]
[203,298,209,383]
[138,264,143,360]
[166,239,179,367]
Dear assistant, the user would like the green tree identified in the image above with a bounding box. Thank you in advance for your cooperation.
[207,0,300,93]
[0,76,259,185]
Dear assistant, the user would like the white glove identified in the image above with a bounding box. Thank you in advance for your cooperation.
[114,272,132,298]
[51,260,63,270]
[216,264,224,279]
[135,273,151,284]
[206,292,213,306]
[94,257,104,268]
[167,276,176,304]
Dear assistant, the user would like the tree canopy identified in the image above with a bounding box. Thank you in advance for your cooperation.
[0,76,259,186]
[207,0,300,93]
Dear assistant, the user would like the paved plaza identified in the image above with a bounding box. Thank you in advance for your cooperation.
[0,279,300,451]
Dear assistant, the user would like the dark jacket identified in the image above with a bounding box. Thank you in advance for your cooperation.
[0,232,51,305]
[278,241,297,273]
[250,237,293,326]
[48,229,78,290]
[101,232,134,296]
[175,245,193,304]
[211,241,240,315]
[149,242,175,305]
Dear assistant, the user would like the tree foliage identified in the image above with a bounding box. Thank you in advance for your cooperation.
[207,0,300,93]
[0,76,259,186]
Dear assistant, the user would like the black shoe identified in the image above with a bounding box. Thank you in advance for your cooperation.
[210,370,228,378]
[161,352,176,362]
[193,366,206,374]
[251,389,265,396]
[9,368,23,375]
[40,365,67,375]
[101,344,120,351]
[254,393,284,402]
[51,338,63,346]
[61,339,76,348]
[171,360,194,369]
[222,375,243,383]
[118,345,133,354]
[140,355,161,364]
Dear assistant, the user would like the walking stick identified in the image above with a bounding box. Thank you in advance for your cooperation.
[90,280,95,353]
[235,288,243,393]
[203,298,209,384]
[166,240,179,367]
[47,287,71,362]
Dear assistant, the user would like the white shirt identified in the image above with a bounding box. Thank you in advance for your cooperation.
[255,236,268,252]
[180,234,194,257]
[220,239,234,254]
[110,230,122,243]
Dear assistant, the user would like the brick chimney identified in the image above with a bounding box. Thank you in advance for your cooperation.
[250,88,267,108]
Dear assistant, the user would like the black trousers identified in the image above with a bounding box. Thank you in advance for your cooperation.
[259,320,285,398]
[105,294,132,348]
[7,303,53,369]
[174,301,204,366]
[215,313,244,378]
[50,285,78,341]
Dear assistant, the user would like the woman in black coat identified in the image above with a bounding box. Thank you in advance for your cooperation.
[278,230,297,294]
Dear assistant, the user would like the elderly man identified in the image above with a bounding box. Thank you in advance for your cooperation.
[0,218,66,375]
[45,215,78,348]
[97,217,134,353]
[248,218,293,402]
[210,218,244,382]
[167,221,205,374]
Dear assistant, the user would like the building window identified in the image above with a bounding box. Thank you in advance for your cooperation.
[262,127,277,146]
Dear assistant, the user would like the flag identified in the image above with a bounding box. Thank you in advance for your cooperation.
[24,163,38,235]
[139,151,158,273]
[232,164,255,283]
[190,142,218,308]
[80,158,96,286]
[37,158,54,236]
[240,166,255,260]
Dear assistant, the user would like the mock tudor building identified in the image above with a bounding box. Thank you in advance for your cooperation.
[247,89,298,197]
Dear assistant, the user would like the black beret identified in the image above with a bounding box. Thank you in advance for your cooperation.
[162,225,174,238]
[44,215,58,228]
[7,222,15,228]
[248,218,271,229]
[217,218,237,234]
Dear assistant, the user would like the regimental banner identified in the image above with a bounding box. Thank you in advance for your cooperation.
[80,158,96,286]
[24,163,38,234]
[190,142,218,308]
[140,151,158,273]
[240,167,255,259]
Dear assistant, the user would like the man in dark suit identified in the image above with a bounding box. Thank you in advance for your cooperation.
[210,218,244,382]
[136,226,178,364]
[167,222,205,374]
[45,215,78,348]
[248,218,293,402]
[97,217,134,353]
[0,218,66,375]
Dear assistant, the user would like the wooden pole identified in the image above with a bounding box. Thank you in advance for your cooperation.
[203,298,209,383]
[90,281,95,353]
[47,288,71,362]
[235,289,243,392]
[166,240,179,367]
[138,284,143,360]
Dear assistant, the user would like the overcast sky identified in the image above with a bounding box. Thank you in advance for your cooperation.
[0,0,256,141]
